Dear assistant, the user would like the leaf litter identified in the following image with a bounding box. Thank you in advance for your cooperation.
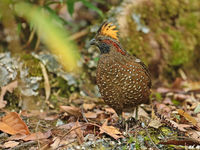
[1,76,200,149]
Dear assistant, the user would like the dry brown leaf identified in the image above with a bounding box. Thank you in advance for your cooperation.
[72,121,84,144]
[50,137,61,149]
[0,112,30,135]
[159,137,200,146]
[0,81,18,109]
[60,106,82,117]
[23,131,51,141]
[3,141,19,148]
[105,108,116,114]
[50,137,72,149]
[183,80,200,91]
[0,122,18,135]
[156,104,171,117]
[8,134,28,141]
[84,112,97,119]
[58,122,76,130]
[100,119,123,140]
[137,107,149,118]
[172,77,183,89]
[83,103,96,110]
[187,130,200,142]
[174,94,190,101]
[157,87,170,93]
[178,109,198,127]
[149,119,162,129]
[94,109,104,114]
[168,120,193,132]
[194,104,200,114]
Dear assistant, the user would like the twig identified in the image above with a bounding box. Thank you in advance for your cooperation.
[35,120,41,150]
[40,63,51,102]
[144,127,159,150]
[22,28,36,49]
[40,63,53,109]
[60,123,101,141]
[56,122,102,149]
[10,141,37,150]
[34,35,40,51]
[69,28,89,41]
[81,106,88,123]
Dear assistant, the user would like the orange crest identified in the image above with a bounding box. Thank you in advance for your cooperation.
[98,22,119,41]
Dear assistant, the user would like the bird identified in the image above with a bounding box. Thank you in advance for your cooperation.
[90,22,151,121]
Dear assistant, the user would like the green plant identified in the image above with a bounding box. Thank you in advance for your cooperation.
[66,0,103,17]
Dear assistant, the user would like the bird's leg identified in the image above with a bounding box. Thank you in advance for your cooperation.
[135,106,139,120]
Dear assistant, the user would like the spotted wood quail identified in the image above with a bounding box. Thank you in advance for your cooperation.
[90,22,151,119]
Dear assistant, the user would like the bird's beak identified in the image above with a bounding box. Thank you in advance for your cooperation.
[90,38,96,45]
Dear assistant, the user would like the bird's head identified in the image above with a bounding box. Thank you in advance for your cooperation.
[90,22,126,55]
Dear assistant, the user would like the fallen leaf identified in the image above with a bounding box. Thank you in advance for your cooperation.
[23,130,51,141]
[178,109,198,127]
[72,121,84,144]
[156,104,171,117]
[84,112,97,119]
[183,80,200,91]
[0,112,30,135]
[50,137,72,149]
[172,77,183,89]
[100,119,123,140]
[163,97,173,105]
[50,137,61,149]
[0,122,18,135]
[0,81,18,108]
[8,134,27,141]
[159,137,200,146]
[167,120,193,132]
[194,104,200,114]
[174,94,190,101]
[44,114,59,121]
[137,107,149,118]
[149,119,162,129]
[58,122,76,130]
[105,108,116,114]
[60,106,81,117]
[21,110,58,121]
[187,130,200,142]
[3,141,19,148]
[157,87,170,93]
[83,103,96,110]
[94,109,104,114]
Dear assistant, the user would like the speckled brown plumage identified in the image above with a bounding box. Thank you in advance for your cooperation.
[90,22,151,117]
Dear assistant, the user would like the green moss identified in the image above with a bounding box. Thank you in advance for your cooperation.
[121,19,153,65]
[21,53,42,77]
[166,28,190,66]
[154,92,163,101]
[172,99,181,106]
[123,0,200,80]
[160,127,175,136]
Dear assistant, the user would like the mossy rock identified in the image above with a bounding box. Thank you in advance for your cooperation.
[110,0,200,83]
[20,53,42,77]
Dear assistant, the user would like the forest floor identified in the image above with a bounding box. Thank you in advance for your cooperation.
[0,78,200,149]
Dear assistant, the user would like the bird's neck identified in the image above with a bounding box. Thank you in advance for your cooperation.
[100,39,126,56]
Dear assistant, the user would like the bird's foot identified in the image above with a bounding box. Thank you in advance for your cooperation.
[116,116,138,131]
[125,117,138,128]
[116,115,126,129]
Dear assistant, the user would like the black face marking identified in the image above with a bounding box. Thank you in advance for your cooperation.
[97,42,110,54]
